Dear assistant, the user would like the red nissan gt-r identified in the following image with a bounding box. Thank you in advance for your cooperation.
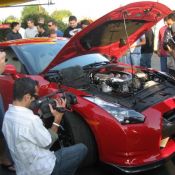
[0,1,175,173]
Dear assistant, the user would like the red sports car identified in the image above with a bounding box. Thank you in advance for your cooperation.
[0,1,175,173]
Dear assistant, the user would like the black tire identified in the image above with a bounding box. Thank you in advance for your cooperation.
[60,111,98,167]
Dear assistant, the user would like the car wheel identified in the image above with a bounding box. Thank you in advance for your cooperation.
[60,111,98,167]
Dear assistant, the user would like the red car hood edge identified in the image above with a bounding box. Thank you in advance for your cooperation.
[42,1,171,74]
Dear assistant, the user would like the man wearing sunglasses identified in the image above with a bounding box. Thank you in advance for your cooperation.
[2,77,87,175]
[48,20,63,37]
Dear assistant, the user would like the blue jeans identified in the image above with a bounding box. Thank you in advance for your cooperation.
[160,56,168,72]
[120,52,141,66]
[140,53,153,68]
[51,143,88,175]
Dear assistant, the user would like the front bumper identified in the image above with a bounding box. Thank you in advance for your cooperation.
[107,152,175,173]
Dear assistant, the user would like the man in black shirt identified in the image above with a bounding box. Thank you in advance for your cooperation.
[64,16,81,38]
[140,29,154,68]
[6,22,22,41]
[35,24,49,37]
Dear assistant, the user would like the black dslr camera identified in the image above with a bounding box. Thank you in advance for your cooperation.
[30,92,77,119]
[163,36,175,51]
[163,26,175,51]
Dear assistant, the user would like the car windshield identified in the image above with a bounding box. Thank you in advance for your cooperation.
[51,53,110,71]
[12,40,68,74]
[12,40,110,74]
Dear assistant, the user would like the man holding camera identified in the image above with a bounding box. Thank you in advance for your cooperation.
[2,77,87,175]
[161,13,175,75]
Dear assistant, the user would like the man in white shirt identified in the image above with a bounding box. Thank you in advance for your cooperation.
[24,19,38,38]
[2,77,87,175]
[120,35,146,66]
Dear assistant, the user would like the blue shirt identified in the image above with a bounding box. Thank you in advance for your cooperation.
[56,30,63,37]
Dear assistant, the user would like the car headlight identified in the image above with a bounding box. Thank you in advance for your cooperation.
[84,96,145,124]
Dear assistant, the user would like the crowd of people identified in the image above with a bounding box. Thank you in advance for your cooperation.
[0,14,91,175]
[5,15,91,41]
[119,12,175,74]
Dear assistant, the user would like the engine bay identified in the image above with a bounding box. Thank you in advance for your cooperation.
[89,69,165,95]
[45,64,175,111]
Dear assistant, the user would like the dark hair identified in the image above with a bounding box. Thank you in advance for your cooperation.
[13,78,38,101]
[10,22,19,29]
[37,24,46,30]
[69,16,77,22]
[27,18,34,23]
[48,20,57,26]
[81,19,90,26]
[167,13,175,21]
[164,16,168,22]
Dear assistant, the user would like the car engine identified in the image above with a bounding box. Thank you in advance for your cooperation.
[45,65,175,111]
[90,70,160,95]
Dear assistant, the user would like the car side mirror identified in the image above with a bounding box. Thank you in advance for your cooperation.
[4,64,17,75]
[119,38,127,47]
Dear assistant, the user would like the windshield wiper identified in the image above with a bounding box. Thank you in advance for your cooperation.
[83,61,109,70]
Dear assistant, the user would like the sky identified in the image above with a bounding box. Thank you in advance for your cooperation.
[1,0,175,21]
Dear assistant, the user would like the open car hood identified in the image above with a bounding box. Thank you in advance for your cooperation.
[43,1,171,73]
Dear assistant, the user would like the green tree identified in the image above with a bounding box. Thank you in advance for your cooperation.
[56,20,67,32]
[51,10,72,21]
[21,13,52,28]
[21,5,48,19]
[4,16,19,23]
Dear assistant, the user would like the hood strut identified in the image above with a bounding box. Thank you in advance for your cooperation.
[122,10,137,105]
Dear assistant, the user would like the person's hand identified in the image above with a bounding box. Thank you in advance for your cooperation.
[0,51,6,74]
[130,44,136,49]
[167,45,173,52]
[49,98,66,124]
[155,50,160,56]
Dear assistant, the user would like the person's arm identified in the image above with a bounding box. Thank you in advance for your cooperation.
[138,35,146,47]
[28,98,66,149]
[167,45,175,58]
[157,30,161,56]
[49,98,66,134]
[130,35,146,48]
[44,98,66,148]
[46,129,58,148]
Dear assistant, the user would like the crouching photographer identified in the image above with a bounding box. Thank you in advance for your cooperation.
[2,77,87,175]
